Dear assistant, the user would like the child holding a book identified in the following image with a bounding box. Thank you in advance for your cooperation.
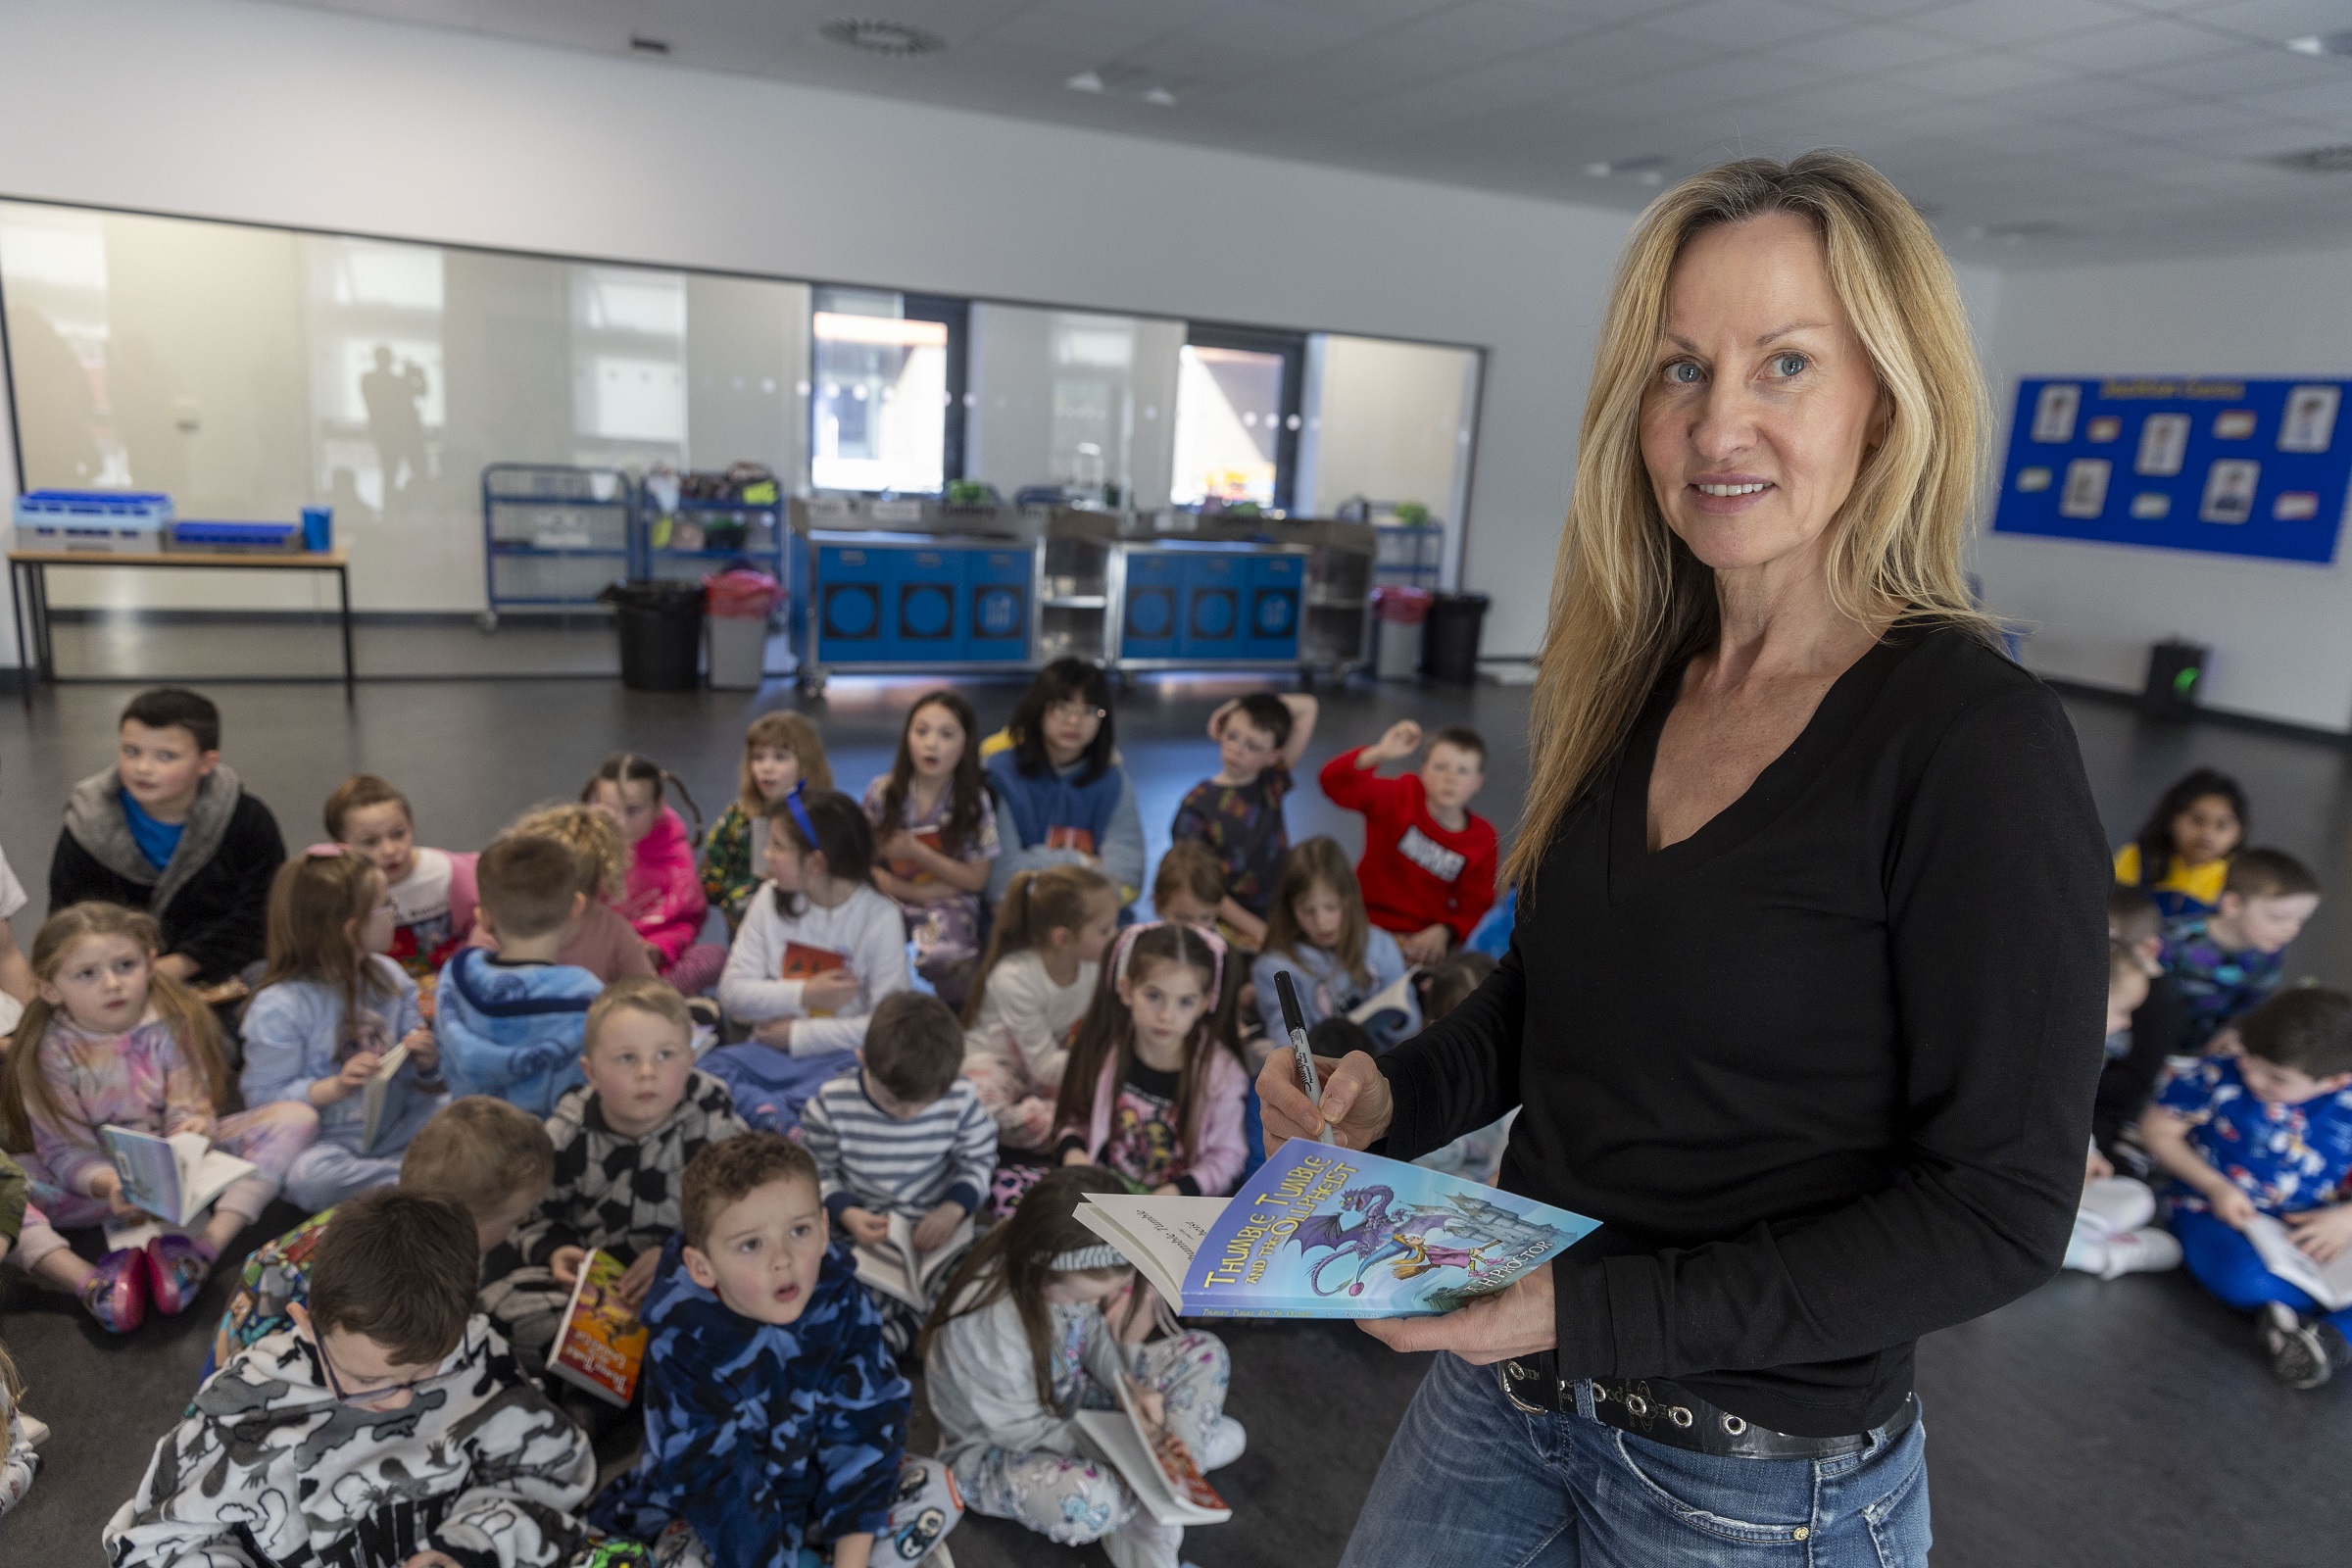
[1250,837,1420,1049]
[591,1133,962,1568]
[481,978,747,1377]
[109,1188,595,1568]
[1,903,317,1331]
[2142,986,2352,1388]
[864,689,1000,1007]
[709,788,908,1134]
[586,752,725,995]
[703,710,833,929]
[322,772,476,983]
[1167,691,1318,949]
[802,991,998,1350]
[498,803,659,982]
[1055,922,1250,1200]
[436,835,605,1117]
[1318,718,1498,964]
[961,864,1119,1152]
[922,1165,1245,1568]
[239,847,446,1210]
[982,659,1147,908]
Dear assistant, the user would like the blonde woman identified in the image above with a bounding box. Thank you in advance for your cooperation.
[1261,154,2109,1565]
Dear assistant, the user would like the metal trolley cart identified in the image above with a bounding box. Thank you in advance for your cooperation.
[1107,514,1374,685]
[479,464,634,629]
[639,496,789,588]
[792,497,1046,695]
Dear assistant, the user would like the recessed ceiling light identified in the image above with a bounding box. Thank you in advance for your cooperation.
[2272,144,2352,172]
[1142,87,1178,108]
[1066,63,1179,107]
[2285,32,2352,57]
[629,34,669,56]
[820,19,947,58]
[1065,70,1105,93]
[1583,155,1671,184]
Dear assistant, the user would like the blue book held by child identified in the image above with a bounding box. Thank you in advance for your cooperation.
[1076,1139,1595,1318]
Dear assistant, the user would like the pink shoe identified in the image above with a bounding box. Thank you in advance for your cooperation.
[80,1248,150,1333]
[144,1233,216,1317]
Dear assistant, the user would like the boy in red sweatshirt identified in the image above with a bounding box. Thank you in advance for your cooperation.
[1319,720,1496,963]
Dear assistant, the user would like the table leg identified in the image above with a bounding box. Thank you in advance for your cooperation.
[337,565,355,703]
[29,564,52,684]
[10,563,27,712]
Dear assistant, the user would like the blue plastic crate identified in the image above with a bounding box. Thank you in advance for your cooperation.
[14,489,174,526]
[170,520,299,551]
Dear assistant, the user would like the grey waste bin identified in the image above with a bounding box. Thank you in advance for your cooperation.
[1373,587,1433,680]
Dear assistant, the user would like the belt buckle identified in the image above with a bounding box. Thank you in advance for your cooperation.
[1499,1360,1549,1415]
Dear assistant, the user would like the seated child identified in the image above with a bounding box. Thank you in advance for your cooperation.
[586,752,725,995]
[324,772,476,983]
[1151,840,1228,935]
[923,1166,1244,1568]
[982,659,1146,907]
[865,689,1001,1007]
[2143,986,2352,1387]
[704,709,834,929]
[488,803,659,981]
[2160,846,2322,1051]
[961,864,1119,1152]
[48,686,287,987]
[2,903,316,1331]
[240,847,447,1210]
[2062,945,2182,1280]
[1167,691,1319,949]
[1409,951,1518,1183]
[1319,718,1497,964]
[2089,886,2189,1175]
[209,1094,556,1379]
[2115,767,2247,919]
[480,978,748,1377]
[708,788,909,1134]
[436,835,604,1116]
[591,1133,961,1568]
[1056,923,1250,1199]
[0,1341,33,1520]
[1,843,35,1036]
[803,991,997,1349]
[1252,837,1420,1049]
[107,1188,594,1568]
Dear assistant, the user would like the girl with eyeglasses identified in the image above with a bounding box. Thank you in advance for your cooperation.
[981,659,1146,911]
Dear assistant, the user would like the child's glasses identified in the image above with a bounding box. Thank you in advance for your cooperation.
[312,1330,465,1407]
[1046,700,1106,723]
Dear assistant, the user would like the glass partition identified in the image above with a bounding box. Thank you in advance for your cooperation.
[966,304,1183,509]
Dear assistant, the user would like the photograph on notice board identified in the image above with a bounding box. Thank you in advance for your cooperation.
[2136,414,2190,476]
[2200,460,2260,524]
[2131,493,2171,519]
[2214,410,2258,441]
[2032,382,2081,443]
[2275,491,2321,521]
[2060,459,2110,519]
[2279,386,2340,454]
[2016,466,2052,492]
[2086,416,2121,443]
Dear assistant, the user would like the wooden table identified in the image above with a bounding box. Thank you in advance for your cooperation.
[9,546,354,708]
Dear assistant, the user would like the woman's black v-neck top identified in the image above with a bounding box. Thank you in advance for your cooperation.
[1375,624,2111,1437]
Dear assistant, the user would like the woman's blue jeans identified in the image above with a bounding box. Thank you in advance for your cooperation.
[1341,1350,1930,1567]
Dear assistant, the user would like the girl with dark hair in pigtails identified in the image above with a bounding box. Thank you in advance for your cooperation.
[2116,767,2249,920]
[583,753,725,994]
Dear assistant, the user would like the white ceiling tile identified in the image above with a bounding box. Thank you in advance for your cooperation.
[2129,42,2343,94]
[1916,0,2143,45]
[1640,0,1846,49]
[2260,78,2352,126]
[1877,49,2083,96]
[980,1,1185,61]
[1763,20,1971,70]
[2014,17,2250,72]
[2185,0,2352,48]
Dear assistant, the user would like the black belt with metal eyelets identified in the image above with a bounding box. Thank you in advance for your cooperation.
[1497,1354,1918,1461]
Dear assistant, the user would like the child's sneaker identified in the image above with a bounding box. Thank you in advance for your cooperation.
[2260,1301,2334,1389]
[144,1233,217,1317]
[79,1248,149,1333]
[2098,1226,2182,1279]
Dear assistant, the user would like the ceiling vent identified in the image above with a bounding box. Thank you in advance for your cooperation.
[2272,144,2352,172]
[820,20,947,57]
[628,35,670,56]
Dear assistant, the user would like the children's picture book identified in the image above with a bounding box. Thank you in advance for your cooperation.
[1076,1138,1597,1318]
[2246,1212,2352,1311]
[360,1042,411,1154]
[548,1249,650,1406]
[1074,1375,1232,1527]
[99,1125,257,1226]
[854,1210,975,1309]
[781,941,848,1016]
[888,825,946,885]
[1045,825,1095,855]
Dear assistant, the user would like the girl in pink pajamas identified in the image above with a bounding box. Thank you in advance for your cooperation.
[0,903,316,1333]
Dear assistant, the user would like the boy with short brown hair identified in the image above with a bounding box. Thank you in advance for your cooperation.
[1320,717,1498,963]
[2160,846,2324,1050]
[112,1188,593,1568]
[436,834,605,1115]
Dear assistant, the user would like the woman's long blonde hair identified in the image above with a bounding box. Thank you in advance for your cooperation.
[1508,151,1996,890]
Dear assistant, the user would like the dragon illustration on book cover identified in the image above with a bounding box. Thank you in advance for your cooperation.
[1287,1182,1557,1298]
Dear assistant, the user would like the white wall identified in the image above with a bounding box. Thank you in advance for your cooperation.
[1977,244,2352,732]
[0,0,1667,664]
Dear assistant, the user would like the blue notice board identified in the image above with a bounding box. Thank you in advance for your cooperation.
[1992,376,2352,564]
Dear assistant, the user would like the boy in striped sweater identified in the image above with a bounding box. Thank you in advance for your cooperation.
[801,991,997,1348]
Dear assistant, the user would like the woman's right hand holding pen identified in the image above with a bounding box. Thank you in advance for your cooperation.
[1255,1048,1393,1155]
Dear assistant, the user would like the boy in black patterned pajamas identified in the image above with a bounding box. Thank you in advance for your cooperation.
[479,978,749,1378]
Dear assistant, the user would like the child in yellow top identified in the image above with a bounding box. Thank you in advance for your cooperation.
[2115,767,2246,919]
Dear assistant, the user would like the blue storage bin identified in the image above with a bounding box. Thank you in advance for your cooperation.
[1181,553,1245,657]
[895,547,960,656]
[1121,551,1183,659]
[170,520,299,551]
[14,488,172,551]
[1246,553,1303,660]
[967,548,1030,662]
[816,544,887,661]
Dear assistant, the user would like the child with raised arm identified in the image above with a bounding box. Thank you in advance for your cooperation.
[708,788,909,1134]
[961,864,1119,1152]
[704,710,834,929]
[865,689,1000,1007]
[108,1188,594,1568]
[2141,987,2352,1388]
[2160,846,2323,1051]
[922,1165,1245,1568]
[435,835,603,1117]
[591,1133,961,1568]
[803,991,997,1350]
[480,978,747,1377]
[1319,718,1497,964]
[1168,691,1319,949]
[2,904,317,1331]
[324,772,476,983]
[240,847,446,1209]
